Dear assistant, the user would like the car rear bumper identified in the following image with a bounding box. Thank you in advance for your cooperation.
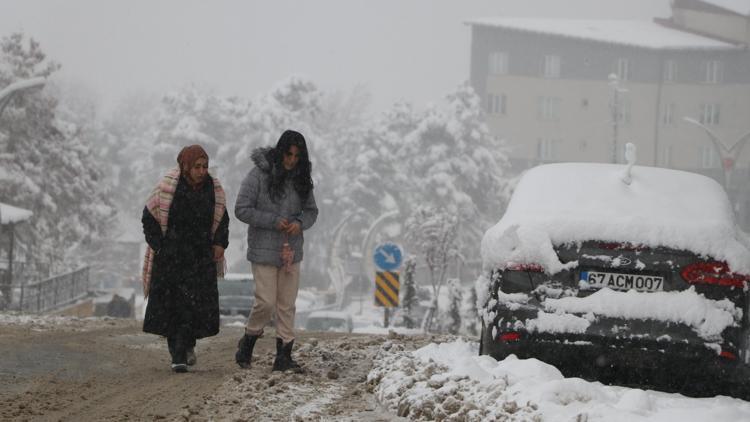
[481,327,750,399]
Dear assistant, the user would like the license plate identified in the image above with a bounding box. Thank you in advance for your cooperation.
[579,271,664,292]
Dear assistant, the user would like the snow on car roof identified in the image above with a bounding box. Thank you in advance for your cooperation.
[481,163,750,274]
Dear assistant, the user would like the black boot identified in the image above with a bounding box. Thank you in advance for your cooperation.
[169,335,188,373]
[272,338,301,372]
[186,337,197,366]
[186,347,197,366]
[235,334,259,369]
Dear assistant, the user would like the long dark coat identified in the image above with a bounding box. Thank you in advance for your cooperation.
[141,175,229,339]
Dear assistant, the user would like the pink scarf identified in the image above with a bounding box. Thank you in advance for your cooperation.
[141,167,226,297]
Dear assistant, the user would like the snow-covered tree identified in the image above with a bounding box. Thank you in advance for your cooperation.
[0,32,115,277]
[400,257,418,329]
[400,83,509,253]
[99,92,161,224]
[463,284,480,336]
[445,278,463,334]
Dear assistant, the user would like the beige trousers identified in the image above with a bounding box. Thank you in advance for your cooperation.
[244,262,300,343]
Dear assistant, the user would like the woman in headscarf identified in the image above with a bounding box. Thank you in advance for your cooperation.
[234,129,318,371]
[141,145,229,373]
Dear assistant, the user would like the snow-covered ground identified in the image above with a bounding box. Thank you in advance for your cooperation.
[369,339,750,421]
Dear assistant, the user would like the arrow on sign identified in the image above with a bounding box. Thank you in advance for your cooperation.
[378,250,397,264]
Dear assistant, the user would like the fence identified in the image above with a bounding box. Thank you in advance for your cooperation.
[19,267,90,314]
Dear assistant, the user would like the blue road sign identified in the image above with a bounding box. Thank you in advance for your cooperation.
[373,242,403,271]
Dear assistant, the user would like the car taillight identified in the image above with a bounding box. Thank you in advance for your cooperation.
[680,261,748,288]
[719,350,737,361]
[498,332,521,342]
[506,263,544,272]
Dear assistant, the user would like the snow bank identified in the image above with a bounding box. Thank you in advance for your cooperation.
[481,163,750,274]
[369,339,750,421]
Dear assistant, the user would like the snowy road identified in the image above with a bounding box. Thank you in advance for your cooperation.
[2,316,750,421]
[0,316,422,421]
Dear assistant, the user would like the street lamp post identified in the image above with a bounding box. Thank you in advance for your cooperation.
[608,73,628,164]
[682,116,750,190]
[0,77,46,118]
[0,77,46,303]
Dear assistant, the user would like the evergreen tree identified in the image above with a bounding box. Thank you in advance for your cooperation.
[0,32,115,277]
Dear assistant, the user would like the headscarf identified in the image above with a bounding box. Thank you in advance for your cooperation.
[177,144,208,173]
[177,144,209,188]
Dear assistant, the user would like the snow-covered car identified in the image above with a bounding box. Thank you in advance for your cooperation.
[478,162,750,398]
[218,273,255,317]
[304,310,354,333]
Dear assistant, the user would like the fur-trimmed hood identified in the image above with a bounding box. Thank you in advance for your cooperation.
[251,147,273,173]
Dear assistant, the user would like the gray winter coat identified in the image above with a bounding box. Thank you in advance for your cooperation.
[235,147,318,266]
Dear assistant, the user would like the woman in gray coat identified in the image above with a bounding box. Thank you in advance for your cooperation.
[234,130,318,371]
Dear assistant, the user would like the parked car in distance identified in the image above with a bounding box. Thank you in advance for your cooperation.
[218,273,254,317]
[479,161,750,399]
[304,310,353,333]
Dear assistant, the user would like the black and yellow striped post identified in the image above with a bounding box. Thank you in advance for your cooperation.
[375,271,399,327]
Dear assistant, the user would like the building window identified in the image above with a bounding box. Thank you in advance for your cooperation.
[487,93,507,115]
[703,60,722,83]
[661,103,675,125]
[616,58,630,81]
[537,96,561,121]
[542,55,561,78]
[488,52,509,75]
[659,145,673,167]
[701,145,720,169]
[699,103,720,125]
[537,138,558,161]
[663,60,675,82]
[614,98,631,124]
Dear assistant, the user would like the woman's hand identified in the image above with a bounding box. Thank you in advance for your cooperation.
[285,221,301,236]
[276,218,289,232]
[213,245,225,262]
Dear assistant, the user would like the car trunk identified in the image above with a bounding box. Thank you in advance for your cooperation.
[492,241,748,358]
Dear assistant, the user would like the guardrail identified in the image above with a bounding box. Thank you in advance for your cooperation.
[18,267,90,314]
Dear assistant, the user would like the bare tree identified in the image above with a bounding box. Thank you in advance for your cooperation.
[446,278,462,334]
[400,257,418,329]
[405,205,458,332]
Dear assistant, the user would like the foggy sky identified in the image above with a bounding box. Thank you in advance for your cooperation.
[2,0,671,114]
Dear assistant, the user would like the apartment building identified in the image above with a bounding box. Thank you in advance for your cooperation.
[467,0,750,229]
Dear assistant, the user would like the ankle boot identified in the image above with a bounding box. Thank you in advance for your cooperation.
[170,335,188,373]
[186,347,197,366]
[272,338,301,371]
[235,334,258,369]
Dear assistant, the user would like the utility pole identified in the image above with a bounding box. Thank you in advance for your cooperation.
[608,73,627,164]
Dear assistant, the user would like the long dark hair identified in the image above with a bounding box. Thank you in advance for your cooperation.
[267,130,313,202]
